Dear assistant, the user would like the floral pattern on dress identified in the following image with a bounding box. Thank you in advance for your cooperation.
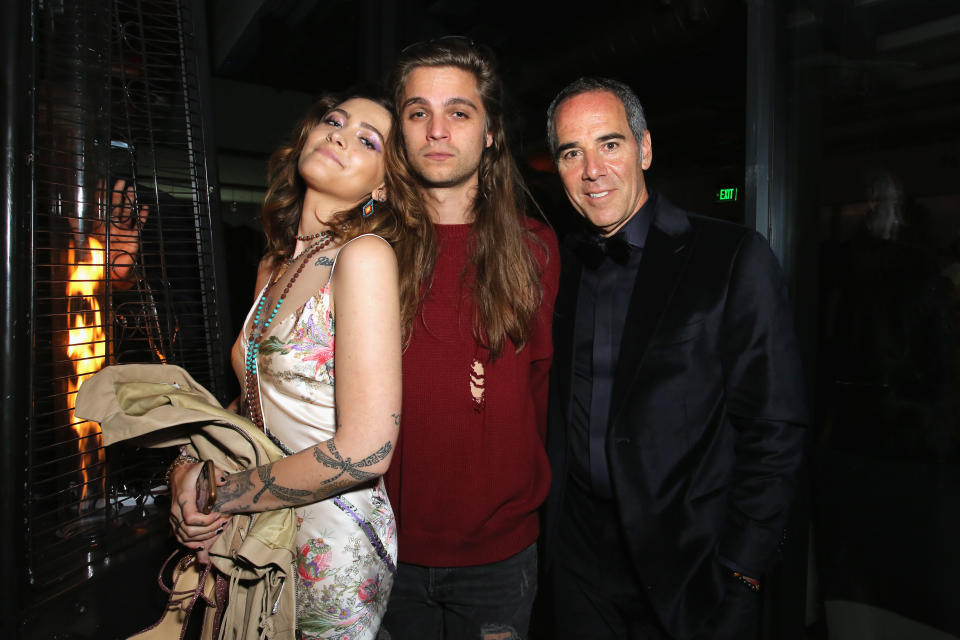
[367,483,396,551]
[259,285,335,385]
[295,515,394,640]
[298,538,334,582]
[246,242,396,639]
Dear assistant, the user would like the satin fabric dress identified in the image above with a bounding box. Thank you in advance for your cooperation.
[241,235,397,640]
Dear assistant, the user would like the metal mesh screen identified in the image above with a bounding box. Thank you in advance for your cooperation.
[27,0,226,600]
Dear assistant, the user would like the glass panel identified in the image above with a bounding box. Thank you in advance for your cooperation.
[787,1,960,637]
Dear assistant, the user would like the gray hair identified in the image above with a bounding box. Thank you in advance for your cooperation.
[545,77,647,159]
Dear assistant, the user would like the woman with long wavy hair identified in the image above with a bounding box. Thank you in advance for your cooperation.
[167,90,410,639]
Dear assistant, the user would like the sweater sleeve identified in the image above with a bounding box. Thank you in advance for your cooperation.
[526,220,561,443]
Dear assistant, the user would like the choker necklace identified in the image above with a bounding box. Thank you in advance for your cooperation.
[286,231,333,265]
[245,232,335,430]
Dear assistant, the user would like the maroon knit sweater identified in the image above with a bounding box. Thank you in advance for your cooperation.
[384,218,560,566]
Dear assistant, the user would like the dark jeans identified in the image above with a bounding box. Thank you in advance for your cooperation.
[382,543,538,640]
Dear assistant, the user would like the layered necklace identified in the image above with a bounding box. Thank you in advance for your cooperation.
[244,231,334,430]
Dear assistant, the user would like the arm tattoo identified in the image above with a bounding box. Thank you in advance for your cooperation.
[213,469,256,513]
[252,461,314,505]
[316,479,353,499]
[312,440,392,487]
[314,256,334,267]
[392,412,401,428]
[210,440,392,511]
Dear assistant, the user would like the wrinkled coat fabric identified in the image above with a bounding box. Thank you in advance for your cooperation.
[76,363,297,640]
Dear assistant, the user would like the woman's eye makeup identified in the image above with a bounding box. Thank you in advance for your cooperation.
[324,116,343,127]
[319,110,383,152]
[359,135,382,152]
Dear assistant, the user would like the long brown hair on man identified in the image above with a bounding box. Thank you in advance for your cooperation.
[258,90,419,333]
[386,38,546,360]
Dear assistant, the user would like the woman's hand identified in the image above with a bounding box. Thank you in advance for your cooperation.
[168,460,231,564]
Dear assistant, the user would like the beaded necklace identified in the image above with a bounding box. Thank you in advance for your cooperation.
[244,232,335,430]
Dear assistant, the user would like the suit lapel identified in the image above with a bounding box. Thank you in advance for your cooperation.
[610,200,693,423]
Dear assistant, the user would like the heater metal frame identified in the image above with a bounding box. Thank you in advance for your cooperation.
[1,0,231,636]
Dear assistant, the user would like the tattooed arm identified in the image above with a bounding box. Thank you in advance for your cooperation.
[213,235,403,514]
[169,255,277,553]
[212,439,395,512]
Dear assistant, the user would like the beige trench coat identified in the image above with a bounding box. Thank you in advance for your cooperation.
[76,363,297,640]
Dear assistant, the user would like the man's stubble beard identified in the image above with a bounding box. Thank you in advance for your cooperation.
[409,153,483,190]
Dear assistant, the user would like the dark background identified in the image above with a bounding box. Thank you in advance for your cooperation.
[208,1,960,638]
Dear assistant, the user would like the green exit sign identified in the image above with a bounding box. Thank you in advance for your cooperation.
[715,187,739,202]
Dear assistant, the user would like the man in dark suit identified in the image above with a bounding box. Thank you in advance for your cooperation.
[541,77,807,639]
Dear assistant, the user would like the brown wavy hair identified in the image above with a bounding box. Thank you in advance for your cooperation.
[260,91,417,332]
[386,38,545,359]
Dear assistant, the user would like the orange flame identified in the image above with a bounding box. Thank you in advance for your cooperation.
[67,236,107,507]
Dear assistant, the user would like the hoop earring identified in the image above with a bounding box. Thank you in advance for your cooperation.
[362,198,375,217]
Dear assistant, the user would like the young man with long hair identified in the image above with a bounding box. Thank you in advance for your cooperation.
[381,38,560,640]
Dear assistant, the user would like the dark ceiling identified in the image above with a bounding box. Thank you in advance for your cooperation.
[205,0,748,165]
[205,0,960,216]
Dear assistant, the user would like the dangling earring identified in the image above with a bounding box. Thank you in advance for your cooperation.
[362,198,375,217]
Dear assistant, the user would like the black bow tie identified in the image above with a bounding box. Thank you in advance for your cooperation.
[574,232,633,268]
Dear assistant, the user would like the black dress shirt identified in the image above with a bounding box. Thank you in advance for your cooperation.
[570,194,655,498]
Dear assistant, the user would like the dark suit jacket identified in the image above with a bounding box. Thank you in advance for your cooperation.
[543,194,807,639]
